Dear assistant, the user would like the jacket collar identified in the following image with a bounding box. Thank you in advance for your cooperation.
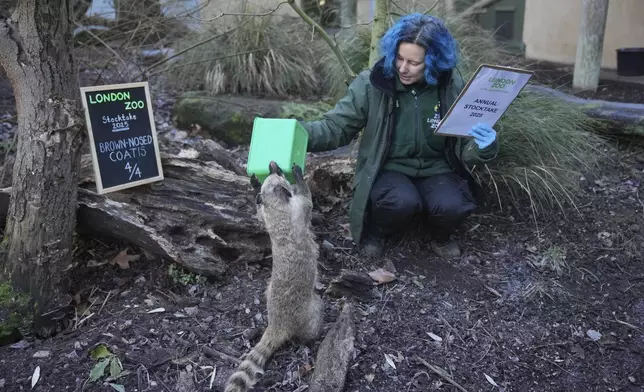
[369,57,453,96]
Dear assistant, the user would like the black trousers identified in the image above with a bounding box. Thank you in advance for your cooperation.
[368,170,476,239]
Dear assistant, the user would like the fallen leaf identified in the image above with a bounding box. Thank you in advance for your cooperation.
[411,277,424,289]
[147,307,165,314]
[365,373,375,383]
[586,329,602,341]
[209,365,217,389]
[427,332,443,342]
[109,357,123,379]
[384,353,396,369]
[31,366,40,389]
[108,383,125,392]
[90,344,112,360]
[484,373,499,387]
[110,249,141,270]
[89,358,110,382]
[32,350,50,358]
[368,268,396,284]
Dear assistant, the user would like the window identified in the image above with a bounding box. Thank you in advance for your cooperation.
[494,10,515,41]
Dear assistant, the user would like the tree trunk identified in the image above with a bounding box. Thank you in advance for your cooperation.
[0,0,85,336]
[368,0,389,67]
[572,0,610,91]
[340,0,357,28]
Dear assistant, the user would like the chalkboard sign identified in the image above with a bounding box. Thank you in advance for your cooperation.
[80,82,164,194]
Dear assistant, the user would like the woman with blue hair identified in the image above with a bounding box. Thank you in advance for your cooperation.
[300,13,499,259]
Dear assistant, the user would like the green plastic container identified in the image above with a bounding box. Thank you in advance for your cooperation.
[246,117,309,184]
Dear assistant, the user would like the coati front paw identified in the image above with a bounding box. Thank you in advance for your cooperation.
[250,174,261,190]
[250,174,262,204]
[292,163,304,184]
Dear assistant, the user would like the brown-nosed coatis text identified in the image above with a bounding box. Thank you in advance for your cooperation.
[224,161,323,392]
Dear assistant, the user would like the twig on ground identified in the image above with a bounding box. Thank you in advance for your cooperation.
[439,314,466,345]
[534,355,575,376]
[415,357,469,392]
[612,314,642,331]
[528,341,571,350]
[202,346,242,365]
[406,371,430,392]
[472,342,493,366]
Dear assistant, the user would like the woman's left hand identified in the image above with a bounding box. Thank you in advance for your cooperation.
[468,122,497,149]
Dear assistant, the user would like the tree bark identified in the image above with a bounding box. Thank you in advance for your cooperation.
[572,0,610,91]
[458,0,504,19]
[0,0,85,335]
[368,0,388,67]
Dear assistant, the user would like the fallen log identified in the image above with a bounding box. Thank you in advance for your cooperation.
[524,84,644,134]
[0,151,267,277]
[0,139,355,277]
[75,153,269,277]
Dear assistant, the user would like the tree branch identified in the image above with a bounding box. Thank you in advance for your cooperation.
[286,0,356,80]
[186,0,290,22]
[458,0,504,19]
[136,17,254,79]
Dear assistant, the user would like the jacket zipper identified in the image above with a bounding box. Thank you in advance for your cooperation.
[412,89,419,156]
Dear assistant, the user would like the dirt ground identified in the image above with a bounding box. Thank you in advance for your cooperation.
[1,139,643,392]
[0,58,644,391]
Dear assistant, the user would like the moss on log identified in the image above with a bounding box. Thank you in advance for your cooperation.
[171,92,332,145]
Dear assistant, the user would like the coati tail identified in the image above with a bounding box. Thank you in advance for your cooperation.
[224,332,285,392]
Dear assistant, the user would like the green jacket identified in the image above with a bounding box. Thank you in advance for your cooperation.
[300,58,499,245]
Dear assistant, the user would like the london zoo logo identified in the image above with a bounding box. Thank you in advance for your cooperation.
[488,77,516,90]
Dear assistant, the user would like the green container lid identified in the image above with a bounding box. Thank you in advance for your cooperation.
[246,117,309,184]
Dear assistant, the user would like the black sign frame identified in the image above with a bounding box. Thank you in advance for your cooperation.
[80,81,164,194]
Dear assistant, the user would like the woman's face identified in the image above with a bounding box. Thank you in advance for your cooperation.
[396,42,426,85]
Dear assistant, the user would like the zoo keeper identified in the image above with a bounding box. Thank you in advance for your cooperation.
[299,13,499,259]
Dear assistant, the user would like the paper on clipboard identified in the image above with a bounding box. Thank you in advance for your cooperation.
[434,64,533,137]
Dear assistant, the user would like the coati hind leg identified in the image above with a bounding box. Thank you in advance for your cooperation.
[297,293,324,342]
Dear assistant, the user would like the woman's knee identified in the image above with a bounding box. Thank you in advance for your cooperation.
[417,173,477,218]
[370,171,422,215]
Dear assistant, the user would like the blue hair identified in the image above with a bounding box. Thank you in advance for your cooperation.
[379,13,459,85]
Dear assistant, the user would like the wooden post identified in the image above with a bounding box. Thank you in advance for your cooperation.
[572,0,610,91]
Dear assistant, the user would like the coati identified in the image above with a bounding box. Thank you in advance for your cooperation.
[224,161,323,392]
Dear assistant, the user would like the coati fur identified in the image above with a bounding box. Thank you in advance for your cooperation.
[224,161,323,392]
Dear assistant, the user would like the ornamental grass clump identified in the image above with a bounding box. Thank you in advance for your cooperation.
[166,6,326,98]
